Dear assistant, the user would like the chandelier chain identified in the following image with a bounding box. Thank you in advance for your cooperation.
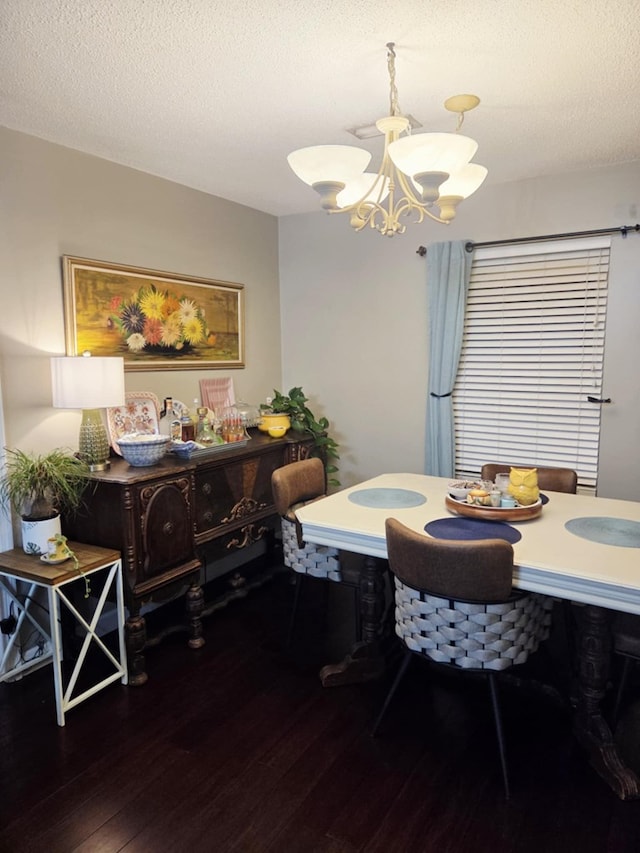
[386,42,401,118]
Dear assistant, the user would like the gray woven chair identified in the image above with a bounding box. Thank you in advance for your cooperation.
[482,462,578,673]
[372,517,553,798]
[611,612,640,726]
[272,459,357,646]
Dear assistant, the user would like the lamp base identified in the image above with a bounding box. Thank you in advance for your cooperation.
[79,408,111,470]
[88,460,111,472]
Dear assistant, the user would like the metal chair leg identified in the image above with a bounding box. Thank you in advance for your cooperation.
[371,647,412,737]
[488,673,510,799]
[286,573,303,648]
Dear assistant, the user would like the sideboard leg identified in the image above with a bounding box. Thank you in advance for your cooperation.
[125,612,148,686]
[186,580,205,649]
[573,604,640,799]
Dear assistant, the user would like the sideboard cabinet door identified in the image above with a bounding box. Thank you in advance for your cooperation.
[139,477,195,584]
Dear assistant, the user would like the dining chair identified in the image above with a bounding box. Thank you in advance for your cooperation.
[480,463,578,494]
[611,612,640,726]
[271,458,359,647]
[482,462,578,672]
[372,517,553,798]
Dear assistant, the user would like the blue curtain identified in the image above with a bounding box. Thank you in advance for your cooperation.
[425,241,472,477]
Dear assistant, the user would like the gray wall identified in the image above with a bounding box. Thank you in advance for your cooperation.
[0,127,283,453]
[1,125,638,501]
[278,163,640,499]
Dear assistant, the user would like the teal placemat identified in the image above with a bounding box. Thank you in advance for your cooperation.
[348,488,427,509]
[565,516,640,548]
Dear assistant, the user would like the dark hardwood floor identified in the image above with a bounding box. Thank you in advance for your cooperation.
[2,567,640,853]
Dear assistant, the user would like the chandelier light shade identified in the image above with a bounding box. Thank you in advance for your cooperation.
[388,132,478,182]
[287,43,487,237]
[337,172,390,208]
[51,353,125,471]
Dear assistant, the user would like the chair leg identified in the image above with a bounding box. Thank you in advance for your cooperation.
[488,673,510,800]
[371,647,412,737]
[286,573,304,648]
[613,656,633,728]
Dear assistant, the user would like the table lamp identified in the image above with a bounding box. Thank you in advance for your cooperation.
[51,353,125,471]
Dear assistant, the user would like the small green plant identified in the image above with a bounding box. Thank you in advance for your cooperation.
[265,387,339,486]
[0,447,90,520]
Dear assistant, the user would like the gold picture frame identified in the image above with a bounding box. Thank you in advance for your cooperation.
[62,256,245,371]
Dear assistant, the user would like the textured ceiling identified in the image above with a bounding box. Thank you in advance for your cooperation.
[2,1,640,217]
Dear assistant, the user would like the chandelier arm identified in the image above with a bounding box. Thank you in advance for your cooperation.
[393,169,449,224]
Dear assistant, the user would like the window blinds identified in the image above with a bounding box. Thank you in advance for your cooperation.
[453,237,610,489]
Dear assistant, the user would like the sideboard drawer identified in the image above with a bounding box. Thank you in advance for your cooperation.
[194,448,284,538]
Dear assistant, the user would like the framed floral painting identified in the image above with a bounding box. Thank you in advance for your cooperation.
[62,256,244,371]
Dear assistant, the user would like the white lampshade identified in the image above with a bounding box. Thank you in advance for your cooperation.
[51,355,125,410]
[51,355,125,471]
[287,145,371,186]
[437,162,488,200]
[337,172,390,208]
[388,132,478,179]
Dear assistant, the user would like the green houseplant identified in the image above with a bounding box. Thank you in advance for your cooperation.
[264,387,339,486]
[0,447,90,554]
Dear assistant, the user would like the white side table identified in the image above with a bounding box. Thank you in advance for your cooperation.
[0,542,127,725]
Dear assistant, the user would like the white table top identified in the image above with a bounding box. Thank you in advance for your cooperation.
[296,473,640,614]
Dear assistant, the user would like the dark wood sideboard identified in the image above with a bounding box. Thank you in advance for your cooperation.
[64,430,313,684]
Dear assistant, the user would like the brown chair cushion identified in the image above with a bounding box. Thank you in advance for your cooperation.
[480,463,577,494]
[271,458,326,518]
[385,517,514,602]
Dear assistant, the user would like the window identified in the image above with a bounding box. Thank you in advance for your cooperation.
[453,237,610,490]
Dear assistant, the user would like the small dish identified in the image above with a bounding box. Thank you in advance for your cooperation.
[40,553,70,565]
[171,399,188,417]
[268,426,287,438]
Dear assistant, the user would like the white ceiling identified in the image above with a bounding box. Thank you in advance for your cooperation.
[2,1,640,217]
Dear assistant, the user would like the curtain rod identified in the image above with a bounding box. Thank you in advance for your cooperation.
[416,223,640,256]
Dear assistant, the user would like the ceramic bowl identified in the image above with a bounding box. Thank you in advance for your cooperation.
[116,433,170,466]
[258,413,291,434]
[447,480,482,500]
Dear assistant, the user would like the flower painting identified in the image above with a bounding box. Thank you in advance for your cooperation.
[62,257,244,371]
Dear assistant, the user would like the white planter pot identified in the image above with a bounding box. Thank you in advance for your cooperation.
[21,515,62,555]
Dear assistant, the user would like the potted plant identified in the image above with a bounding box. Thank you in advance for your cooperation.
[263,387,340,486]
[0,447,90,554]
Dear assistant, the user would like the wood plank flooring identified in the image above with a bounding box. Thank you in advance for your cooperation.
[2,570,640,853]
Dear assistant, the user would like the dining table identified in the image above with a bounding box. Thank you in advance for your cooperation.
[295,472,640,800]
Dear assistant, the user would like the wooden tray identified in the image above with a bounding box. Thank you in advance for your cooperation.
[445,495,542,522]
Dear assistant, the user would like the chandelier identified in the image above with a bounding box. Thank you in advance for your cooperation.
[287,43,487,237]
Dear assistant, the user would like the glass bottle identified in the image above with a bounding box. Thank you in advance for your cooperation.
[181,405,195,442]
[195,407,215,445]
[159,397,174,436]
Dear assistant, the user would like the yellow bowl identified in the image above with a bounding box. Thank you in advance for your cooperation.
[258,413,291,433]
[268,425,288,438]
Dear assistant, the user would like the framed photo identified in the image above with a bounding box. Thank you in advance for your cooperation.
[62,256,244,371]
